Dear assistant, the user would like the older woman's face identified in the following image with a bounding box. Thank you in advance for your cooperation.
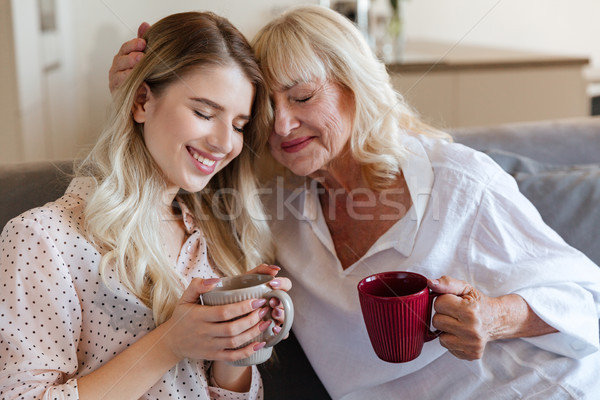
[269,79,355,176]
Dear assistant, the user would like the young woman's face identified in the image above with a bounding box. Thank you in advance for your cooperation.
[269,79,355,177]
[133,65,254,194]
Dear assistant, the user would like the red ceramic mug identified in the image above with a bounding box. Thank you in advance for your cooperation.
[357,271,441,363]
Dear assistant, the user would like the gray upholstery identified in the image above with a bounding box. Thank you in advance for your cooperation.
[1,117,600,400]
[451,116,600,165]
[0,160,73,230]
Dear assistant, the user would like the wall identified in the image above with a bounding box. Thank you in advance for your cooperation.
[3,0,600,164]
[0,1,22,163]
[403,0,600,67]
[68,0,314,154]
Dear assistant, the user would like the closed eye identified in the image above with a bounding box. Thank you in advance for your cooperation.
[194,110,213,120]
[295,96,312,103]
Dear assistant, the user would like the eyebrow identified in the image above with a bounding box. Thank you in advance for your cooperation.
[191,97,250,120]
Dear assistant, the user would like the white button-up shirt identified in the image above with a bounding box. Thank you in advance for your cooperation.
[0,178,262,400]
[268,134,600,399]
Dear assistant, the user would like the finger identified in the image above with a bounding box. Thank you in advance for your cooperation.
[216,341,267,363]
[246,264,281,276]
[203,298,267,323]
[118,37,146,57]
[138,22,151,38]
[216,316,271,350]
[109,70,133,93]
[428,275,473,296]
[433,293,465,316]
[268,277,291,291]
[269,298,281,308]
[271,325,289,340]
[271,306,284,322]
[112,51,144,74]
[210,308,271,340]
[431,311,462,333]
[181,277,221,304]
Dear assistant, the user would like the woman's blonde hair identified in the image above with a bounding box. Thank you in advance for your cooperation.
[252,5,450,190]
[76,11,272,325]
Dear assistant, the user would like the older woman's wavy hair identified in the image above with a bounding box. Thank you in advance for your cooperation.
[77,11,272,325]
[252,5,449,190]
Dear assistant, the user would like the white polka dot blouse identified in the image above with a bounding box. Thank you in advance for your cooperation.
[0,178,263,399]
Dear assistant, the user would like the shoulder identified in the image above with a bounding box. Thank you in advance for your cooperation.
[1,178,92,244]
[412,134,517,200]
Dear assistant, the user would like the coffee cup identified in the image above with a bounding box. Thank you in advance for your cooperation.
[200,274,294,366]
[357,271,441,363]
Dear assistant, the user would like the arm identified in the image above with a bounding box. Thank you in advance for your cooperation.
[433,164,600,360]
[78,277,269,399]
[428,276,557,360]
[0,218,268,399]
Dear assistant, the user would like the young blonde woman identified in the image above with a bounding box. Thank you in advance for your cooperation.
[0,11,290,400]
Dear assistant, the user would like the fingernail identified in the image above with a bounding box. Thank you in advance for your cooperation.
[253,342,266,351]
[269,265,281,271]
[430,279,439,285]
[258,307,269,319]
[269,279,281,288]
[252,299,267,309]
[203,278,221,286]
[273,308,283,319]
[269,298,280,308]
[273,326,282,334]
[259,320,271,331]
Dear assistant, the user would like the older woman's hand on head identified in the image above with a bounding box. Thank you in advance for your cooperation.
[108,22,150,93]
[428,276,558,361]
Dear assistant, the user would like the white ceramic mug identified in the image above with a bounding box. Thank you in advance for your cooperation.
[200,274,294,366]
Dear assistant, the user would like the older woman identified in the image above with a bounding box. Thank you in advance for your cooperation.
[110,6,600,399]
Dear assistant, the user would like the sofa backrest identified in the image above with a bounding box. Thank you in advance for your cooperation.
[0,161,73,230]
[452,116,600,166]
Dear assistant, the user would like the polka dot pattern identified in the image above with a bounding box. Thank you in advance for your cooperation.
[0,178,263,399]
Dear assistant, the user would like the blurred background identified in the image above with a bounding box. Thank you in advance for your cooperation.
[2,0,600,164]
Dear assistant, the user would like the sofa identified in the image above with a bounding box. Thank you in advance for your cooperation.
[1,117,599,399]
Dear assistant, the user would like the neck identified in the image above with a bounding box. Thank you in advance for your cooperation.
[309,151,367,194]
[160,186,181,224]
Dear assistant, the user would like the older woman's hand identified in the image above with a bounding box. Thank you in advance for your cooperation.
[428,276,557,361]
[108,22,150,93]
[427,276,496,360]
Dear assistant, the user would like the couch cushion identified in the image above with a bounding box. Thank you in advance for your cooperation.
[485,150,600,266]
[0,161,73,230]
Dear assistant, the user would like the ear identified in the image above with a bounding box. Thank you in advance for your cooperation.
[132,82,152,123]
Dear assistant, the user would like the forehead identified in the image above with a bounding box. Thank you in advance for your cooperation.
[171,65,254,110]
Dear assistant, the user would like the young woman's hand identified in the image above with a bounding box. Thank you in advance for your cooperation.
[162,277,271,364]
[245,264,292,336]
[108,22,150,93]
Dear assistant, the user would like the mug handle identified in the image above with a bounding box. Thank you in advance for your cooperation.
[263,290,294,348]
[424,289,443,342]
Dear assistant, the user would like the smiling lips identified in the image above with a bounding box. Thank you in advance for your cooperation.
[187,146,220,174]
[280,136,314,153]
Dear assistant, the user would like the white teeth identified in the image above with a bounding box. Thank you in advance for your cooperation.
[192,151,216,167]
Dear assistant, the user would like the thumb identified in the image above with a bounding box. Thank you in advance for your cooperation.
[181,277,221,304]
[428,275,473,296]
[138,22,151,38]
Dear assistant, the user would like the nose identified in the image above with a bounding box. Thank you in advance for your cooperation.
[206,119,233,154]
[273,102,299,137]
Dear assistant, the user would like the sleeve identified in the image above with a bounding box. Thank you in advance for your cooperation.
[208,364,263,400]
[467,170,600,359]
[0,217,83,399]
